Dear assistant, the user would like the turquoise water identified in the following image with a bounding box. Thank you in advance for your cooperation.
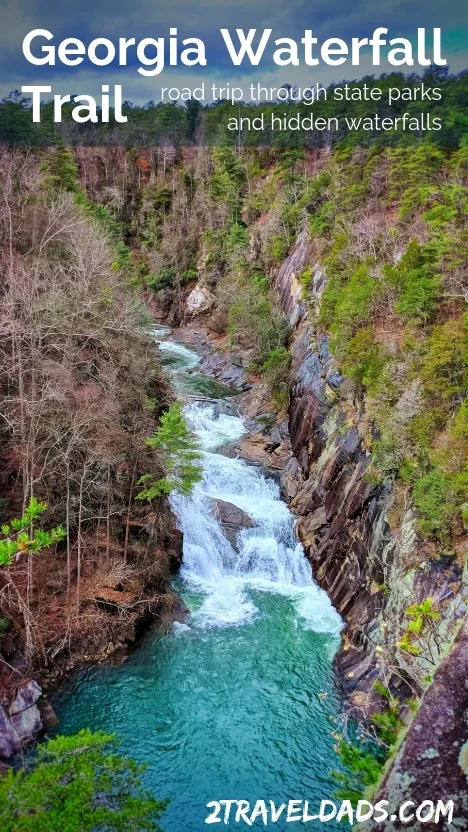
[157,336,236,398]
[53,591,343,831]
[53,332,345,832]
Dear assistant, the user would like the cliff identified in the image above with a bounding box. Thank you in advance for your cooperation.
[271,226,467,825]
[368,619,468,831]
[274,226,465,704]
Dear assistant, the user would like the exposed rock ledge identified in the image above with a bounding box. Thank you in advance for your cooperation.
[271,228,467,825]
[267,227,465,706]
[0,679,57,759]
[367,619,468,831]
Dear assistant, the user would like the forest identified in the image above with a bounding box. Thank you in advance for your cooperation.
[1,65,468,147]
[0,66,467,829]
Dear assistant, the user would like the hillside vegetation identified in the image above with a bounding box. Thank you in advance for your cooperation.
[0,106,466,804]
[0,147,183,677]
[81,140,466,553]
[2,65,468,148]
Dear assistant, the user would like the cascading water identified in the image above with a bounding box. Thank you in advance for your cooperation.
[173,401,342,635]
[52,330,345,832]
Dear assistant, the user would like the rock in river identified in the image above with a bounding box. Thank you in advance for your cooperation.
[214,499,254,550]
[0,679,48,759]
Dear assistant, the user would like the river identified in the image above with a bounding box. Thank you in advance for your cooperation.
[53,329,345,831]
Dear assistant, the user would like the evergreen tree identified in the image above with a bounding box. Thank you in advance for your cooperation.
[0,498,65,567]
[137,402,202,500]
[0,730,167,832]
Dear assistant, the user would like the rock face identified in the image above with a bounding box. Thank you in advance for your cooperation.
[214,499,254,550]
[367,619,468,832]
[272,233,464,713]
[0,679,52,759]
[274,228,309,327]
[199,351,250,390]
[186,285,216,316]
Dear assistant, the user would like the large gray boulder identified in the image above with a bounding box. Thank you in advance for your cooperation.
[214,499,254,550]
[186,285,216,315]
[0,679,54,759]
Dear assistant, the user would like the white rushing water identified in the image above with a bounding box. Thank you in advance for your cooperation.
[158,339,201,372]
[171,400,342,635]
[154,328,342,637]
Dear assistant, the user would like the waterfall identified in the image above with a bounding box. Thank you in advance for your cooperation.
[170,400,342,635]
[53,330,346,832]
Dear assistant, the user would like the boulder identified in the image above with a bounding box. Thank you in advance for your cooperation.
[37,697,59,731]
[206,308,228,333]
[155,288,174,314]
[236,435,272,467]
[214,499,254,550]
[186,285,216,316]
[199,351,249,389]
[9,680,43,745]
[0,706,19,759]
[0,679,49,759]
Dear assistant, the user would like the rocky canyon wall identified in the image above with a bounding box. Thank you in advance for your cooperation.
[274,230,465,715]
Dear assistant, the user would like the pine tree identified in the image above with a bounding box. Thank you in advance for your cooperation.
[0,498,65,567]
[137,402,202,500]
[0,729,167,832]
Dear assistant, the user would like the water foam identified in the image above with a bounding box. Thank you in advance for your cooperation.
[171,399,342,637]
[158,340,201,372]
[185,403,246,450]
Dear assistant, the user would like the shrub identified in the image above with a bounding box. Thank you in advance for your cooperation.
[383,242,440,324]
[146,267,176,292]
[42,147,79,193]
[318,266,347,330]
[211,147,246,222]
[181,269,197,285]
[422,315,468,404]
[451,398,468,441]
[309,202,334,237]
[408,410,442,453]
[0,730,167,832]
[398,598,441,655]
[388,146,445,219]
[413,469,451,537]
[299,267,313,297]
[137,402,202,500]
[371,705,403,748]
[0,498,65,568]
[329,265,376,351]
[269,234,289,263]
[332,741,383,805]
[228,279,289,365]
[226,222,249,251]
[341,327,386,390]
[152,184,172,213]
[262,347,291,408]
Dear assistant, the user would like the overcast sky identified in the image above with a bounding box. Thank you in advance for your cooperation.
[0,0,467,103]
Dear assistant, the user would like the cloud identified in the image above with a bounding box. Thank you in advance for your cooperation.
[0,0,467,99]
